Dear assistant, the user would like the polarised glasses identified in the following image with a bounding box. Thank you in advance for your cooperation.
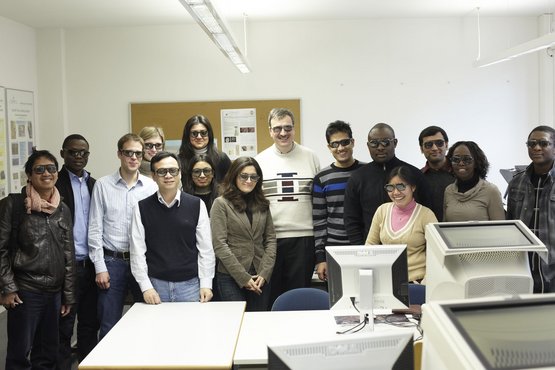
[155,167,180,177]
[33,164,58,175]
[191,168,213,177]
[120,150,143,158]
[145,143,163,150]
[450,156,473,165]
[384,183,407,193]
[64,149,90,158]
[238,173,260,182]
[271,125,293,134]
[526,140,552,148]
[190,130,208,138]
[329,139,353,149]
[423,140,445,149]
[368,139,395,148]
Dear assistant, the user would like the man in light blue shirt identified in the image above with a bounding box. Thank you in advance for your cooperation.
[88,133,156,339]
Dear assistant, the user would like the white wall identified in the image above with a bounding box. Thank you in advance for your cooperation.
[35,16,548,195]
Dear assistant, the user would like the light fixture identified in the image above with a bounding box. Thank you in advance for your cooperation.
[179,0,250,73]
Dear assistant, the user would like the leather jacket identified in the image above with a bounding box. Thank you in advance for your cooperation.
[0,190,76,304]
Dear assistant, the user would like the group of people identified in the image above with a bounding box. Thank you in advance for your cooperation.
[1,106,555,370]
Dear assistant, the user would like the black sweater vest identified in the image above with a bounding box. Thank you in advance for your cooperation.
[138,192,200,282]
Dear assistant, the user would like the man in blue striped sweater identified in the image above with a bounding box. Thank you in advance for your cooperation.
[312,121,364,281]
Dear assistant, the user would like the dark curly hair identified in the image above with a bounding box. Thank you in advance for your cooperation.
[446,141,489,179]
[221,157,269,213]
[25,149,59,176]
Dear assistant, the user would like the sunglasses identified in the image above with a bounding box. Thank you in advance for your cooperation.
[526,140,552,148]
[238,173,260,182]
[64,149,90,158]
[384,183,407,192]
[33,164,58,175]
[191,168,213,177]
[368,139,396,148]
[120,150,143,158]
[450,156,473,165]
[329,139,353,149]
[270,125,294,134]
[145,143,163,150]
[190,130,208,138]
[155,167,179,177]
[423,139,445,149]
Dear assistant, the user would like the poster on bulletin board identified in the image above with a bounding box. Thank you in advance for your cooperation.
[221,108,257,160]
[6,89,34,193]
[0,87,8,198]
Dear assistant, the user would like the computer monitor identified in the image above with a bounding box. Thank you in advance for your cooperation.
[326,245,409,328]
[425,220,548,302]
[268,331,414,370]
[421,293,555,370]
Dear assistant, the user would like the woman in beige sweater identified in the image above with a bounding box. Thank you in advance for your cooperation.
[366,166,437,282]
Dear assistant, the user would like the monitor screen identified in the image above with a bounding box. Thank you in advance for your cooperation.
[268,331,414,370]
[326,245,409,312]
[434,222,537,249]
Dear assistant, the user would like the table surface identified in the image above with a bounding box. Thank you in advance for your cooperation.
[79,301,246,369]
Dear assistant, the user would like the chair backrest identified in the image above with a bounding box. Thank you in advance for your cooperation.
[271,288,330,311]
[409,283,426,306]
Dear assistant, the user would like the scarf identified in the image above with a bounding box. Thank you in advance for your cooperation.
[25,184,60,215]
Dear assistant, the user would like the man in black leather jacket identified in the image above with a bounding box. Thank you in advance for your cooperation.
[0,150,75,370]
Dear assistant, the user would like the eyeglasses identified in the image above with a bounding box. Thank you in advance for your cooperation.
[329,139,353,149]
[144,143,163,150]
[384,183,407,192]
[526,140,552,148]
[191,168,213,177]
[155,167,180,177]
[33,164,58,175]
[450,156,473,165]
[120,150,143,158]
[270,125,294,134]
[64,149,90,158]
[368,139,396,148]
[423,140,445,149]
[238,173,260,182]
[190,130,208,138]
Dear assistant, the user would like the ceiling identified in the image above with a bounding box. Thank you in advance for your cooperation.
[0,0,554,29]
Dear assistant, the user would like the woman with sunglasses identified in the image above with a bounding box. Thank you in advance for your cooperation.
[178,115,231,185]
[366,166,437,282]
[210,157,276,311]
[443,141,505,221]
[138,126,165,178]
[182,154,218,213]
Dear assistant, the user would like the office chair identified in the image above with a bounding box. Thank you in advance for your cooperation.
[408,283,426,306]
[271,288,330,311]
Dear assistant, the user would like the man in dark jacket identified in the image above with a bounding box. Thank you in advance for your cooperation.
[0,149,75,369]
[56,134,97,368]
[344,123,432,245]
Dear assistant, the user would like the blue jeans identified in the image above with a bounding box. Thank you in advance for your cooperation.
[97,256,142,340]
[6,289,61,370]
[216,272,270,312]
[150,276,200,302]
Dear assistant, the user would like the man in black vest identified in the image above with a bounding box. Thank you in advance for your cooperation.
[56,134,98,369]
[129,151,215,303]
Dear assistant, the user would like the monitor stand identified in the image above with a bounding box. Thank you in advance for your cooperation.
[359,269,374,331]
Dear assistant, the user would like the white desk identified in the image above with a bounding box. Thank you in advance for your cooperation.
[79,301,246,369]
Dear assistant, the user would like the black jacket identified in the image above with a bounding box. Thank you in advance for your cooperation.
[55,166,96,222]
[0,188,76,304]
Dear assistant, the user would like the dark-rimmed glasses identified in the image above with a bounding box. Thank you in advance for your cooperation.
[526,140,552,148]
[238,173,260,182]
[270,125,293,134]
[368,139,395,148]
[145,143,163,150]
[190,130,208,138]
[423,140,445,149]
[384,183,407,193]
[120,150,143,158]
[64,149,90,158]
[33,164,58,175]
[450,156,473,165]
[329,139,353,149]
[191,168,213,177]
[155,168,179,177]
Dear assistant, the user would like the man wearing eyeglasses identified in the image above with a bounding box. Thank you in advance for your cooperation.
[130,152,215,304]
[256,108,320,308]
[344,123,432,245]
[88,133,157,339]
[507,125,555,293]
[56,134,98,368]
[418,126,455,221]
[312,121,364,282]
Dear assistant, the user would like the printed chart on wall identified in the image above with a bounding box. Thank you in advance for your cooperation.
[0,87,8,198]
[6,89,34,193]
[221,108,257,160]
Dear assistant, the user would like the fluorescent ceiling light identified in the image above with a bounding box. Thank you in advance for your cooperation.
[474,32,555,68]
[179,0,250,73]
